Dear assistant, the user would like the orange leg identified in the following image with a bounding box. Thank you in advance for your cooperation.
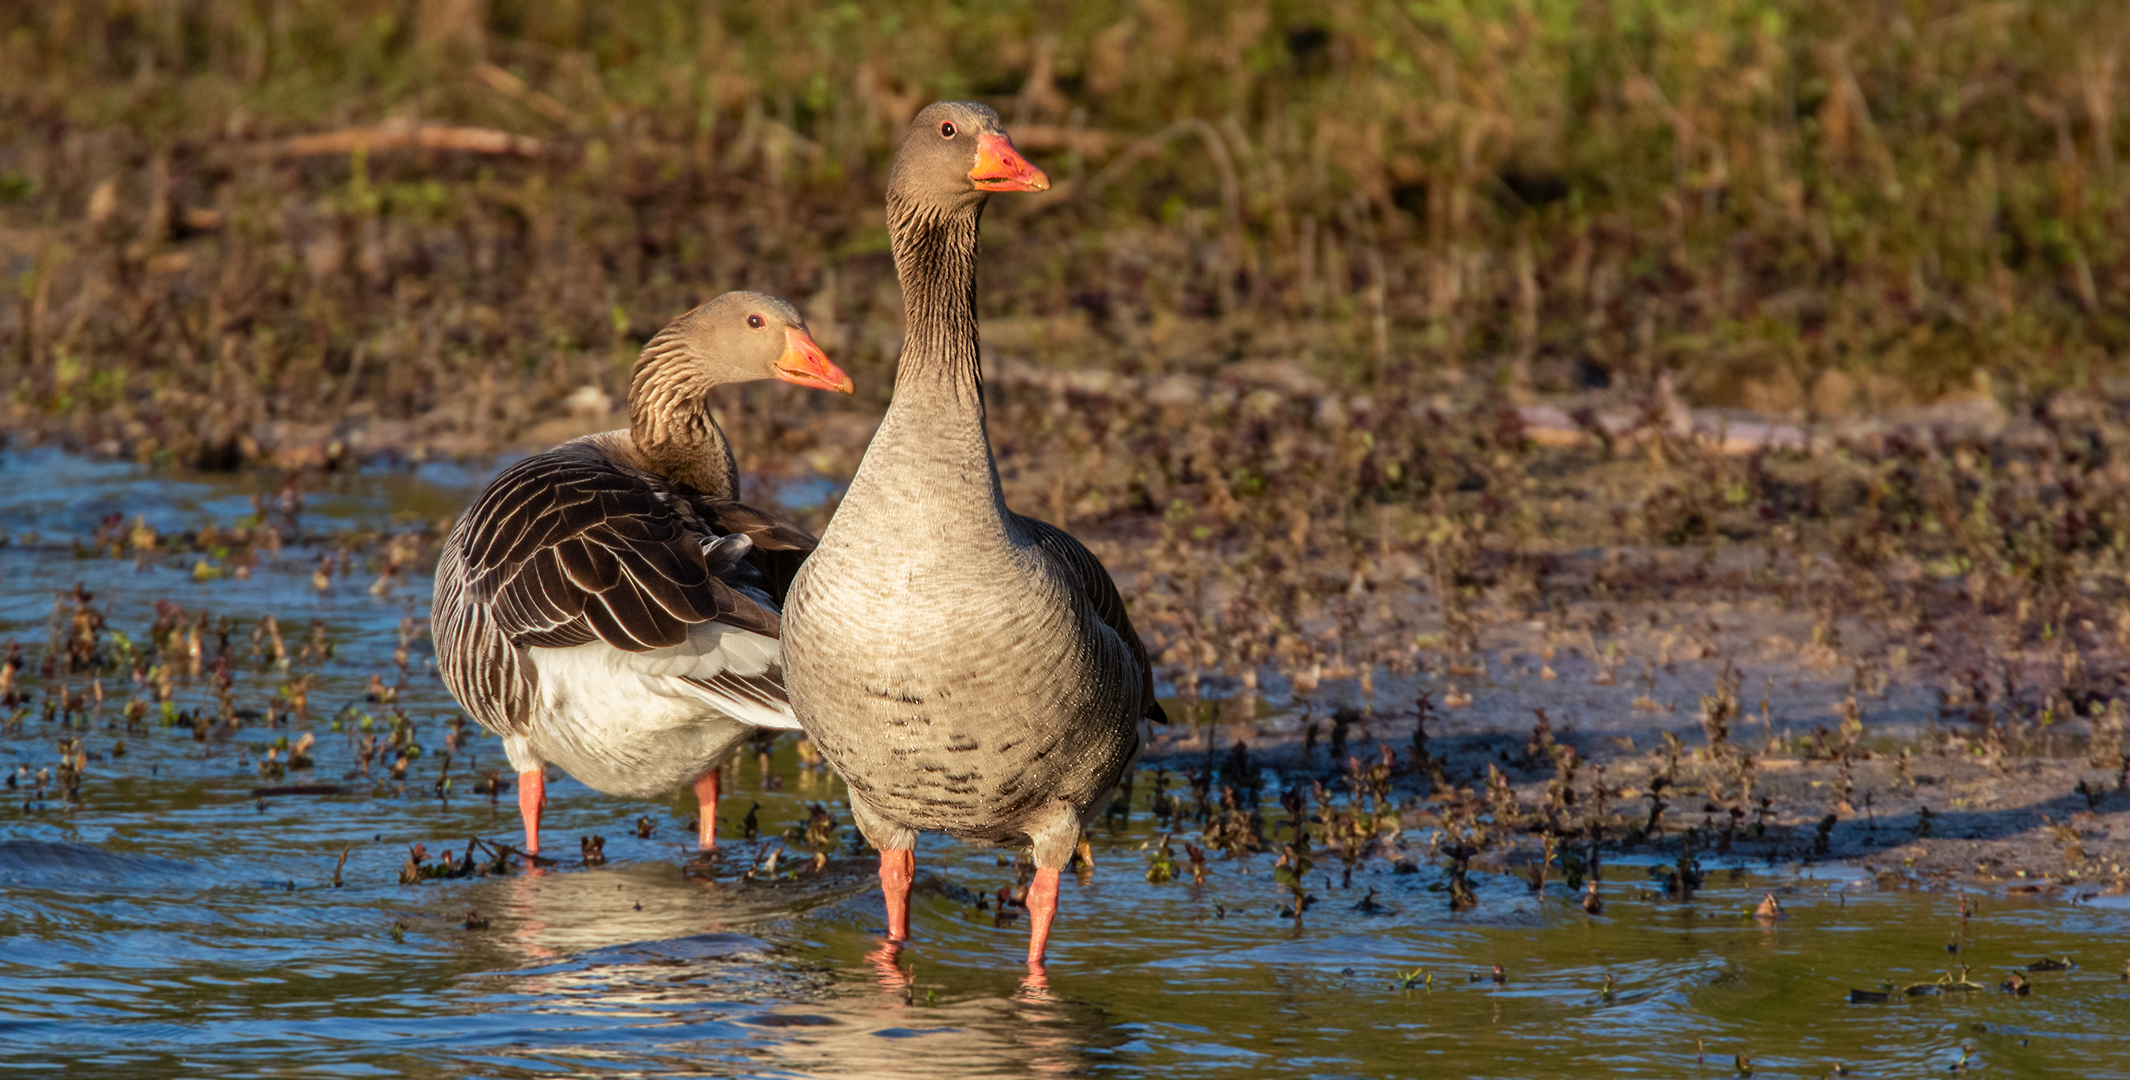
[693,769,721,848]
[879,848,915,941]
[516,769,546,856]
[1026,866,1062,965]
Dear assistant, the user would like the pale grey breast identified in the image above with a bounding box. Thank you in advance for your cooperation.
[784,505,1141,844]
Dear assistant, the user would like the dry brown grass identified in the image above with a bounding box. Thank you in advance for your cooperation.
[1,0,2125,470]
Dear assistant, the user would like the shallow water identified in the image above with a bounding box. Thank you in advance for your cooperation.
[3,450,2127,1079]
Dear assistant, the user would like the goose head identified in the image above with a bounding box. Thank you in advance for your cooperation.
[888,101,1050,212]
[635,291,853,398]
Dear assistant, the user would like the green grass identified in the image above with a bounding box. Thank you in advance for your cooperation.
[0,0,2124,460]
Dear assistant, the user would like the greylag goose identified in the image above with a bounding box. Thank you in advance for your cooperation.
[433,291,852,858]
[781,103,1165,966]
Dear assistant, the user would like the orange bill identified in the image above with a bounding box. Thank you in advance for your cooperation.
[773,327,854,393]
[970,132,1050,192]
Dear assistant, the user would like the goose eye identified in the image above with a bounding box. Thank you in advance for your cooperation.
[746,314,765,329]
[939,121,956,139]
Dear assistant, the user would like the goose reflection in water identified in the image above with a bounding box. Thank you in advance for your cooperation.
[762,955,1119,1080]
[445,859,1120,1077]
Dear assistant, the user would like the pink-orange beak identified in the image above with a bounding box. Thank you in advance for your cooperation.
[773,327,854,394]
[970,132,1050,192]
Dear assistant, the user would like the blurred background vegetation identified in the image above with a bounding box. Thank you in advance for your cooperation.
[0,0,2124,464]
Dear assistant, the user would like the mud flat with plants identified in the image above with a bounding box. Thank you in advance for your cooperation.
[5,376,2130,1075]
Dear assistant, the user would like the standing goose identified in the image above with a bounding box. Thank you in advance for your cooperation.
[433,292,853,857]
[782,103,1165,966]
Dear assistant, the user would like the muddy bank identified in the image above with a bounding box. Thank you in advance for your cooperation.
[10,374,2130,901]
[1132,555,2130,891]
[1144,713,2130,891]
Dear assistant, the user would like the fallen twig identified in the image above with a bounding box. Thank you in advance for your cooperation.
[260,124,548,159]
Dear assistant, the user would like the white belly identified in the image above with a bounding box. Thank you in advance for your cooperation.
[520,623,797,798]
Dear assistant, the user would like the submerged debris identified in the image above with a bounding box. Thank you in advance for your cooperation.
[397,844,432,884]
[1145,833,1177,884]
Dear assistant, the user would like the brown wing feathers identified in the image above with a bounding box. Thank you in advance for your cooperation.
[698,500,818,603]
[1015,515,1168,724]
[682,669,790,716]
[458,449,786,653]
[433,550,538,735]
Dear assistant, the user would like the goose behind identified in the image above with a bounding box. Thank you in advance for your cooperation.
[433,291,852,857]
[781,103,1164,967]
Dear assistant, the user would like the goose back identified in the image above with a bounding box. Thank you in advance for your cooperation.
[435,438,816,748]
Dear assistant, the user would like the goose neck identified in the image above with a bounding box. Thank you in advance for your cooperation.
[628,365,738,498]
[887,197,986,416]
